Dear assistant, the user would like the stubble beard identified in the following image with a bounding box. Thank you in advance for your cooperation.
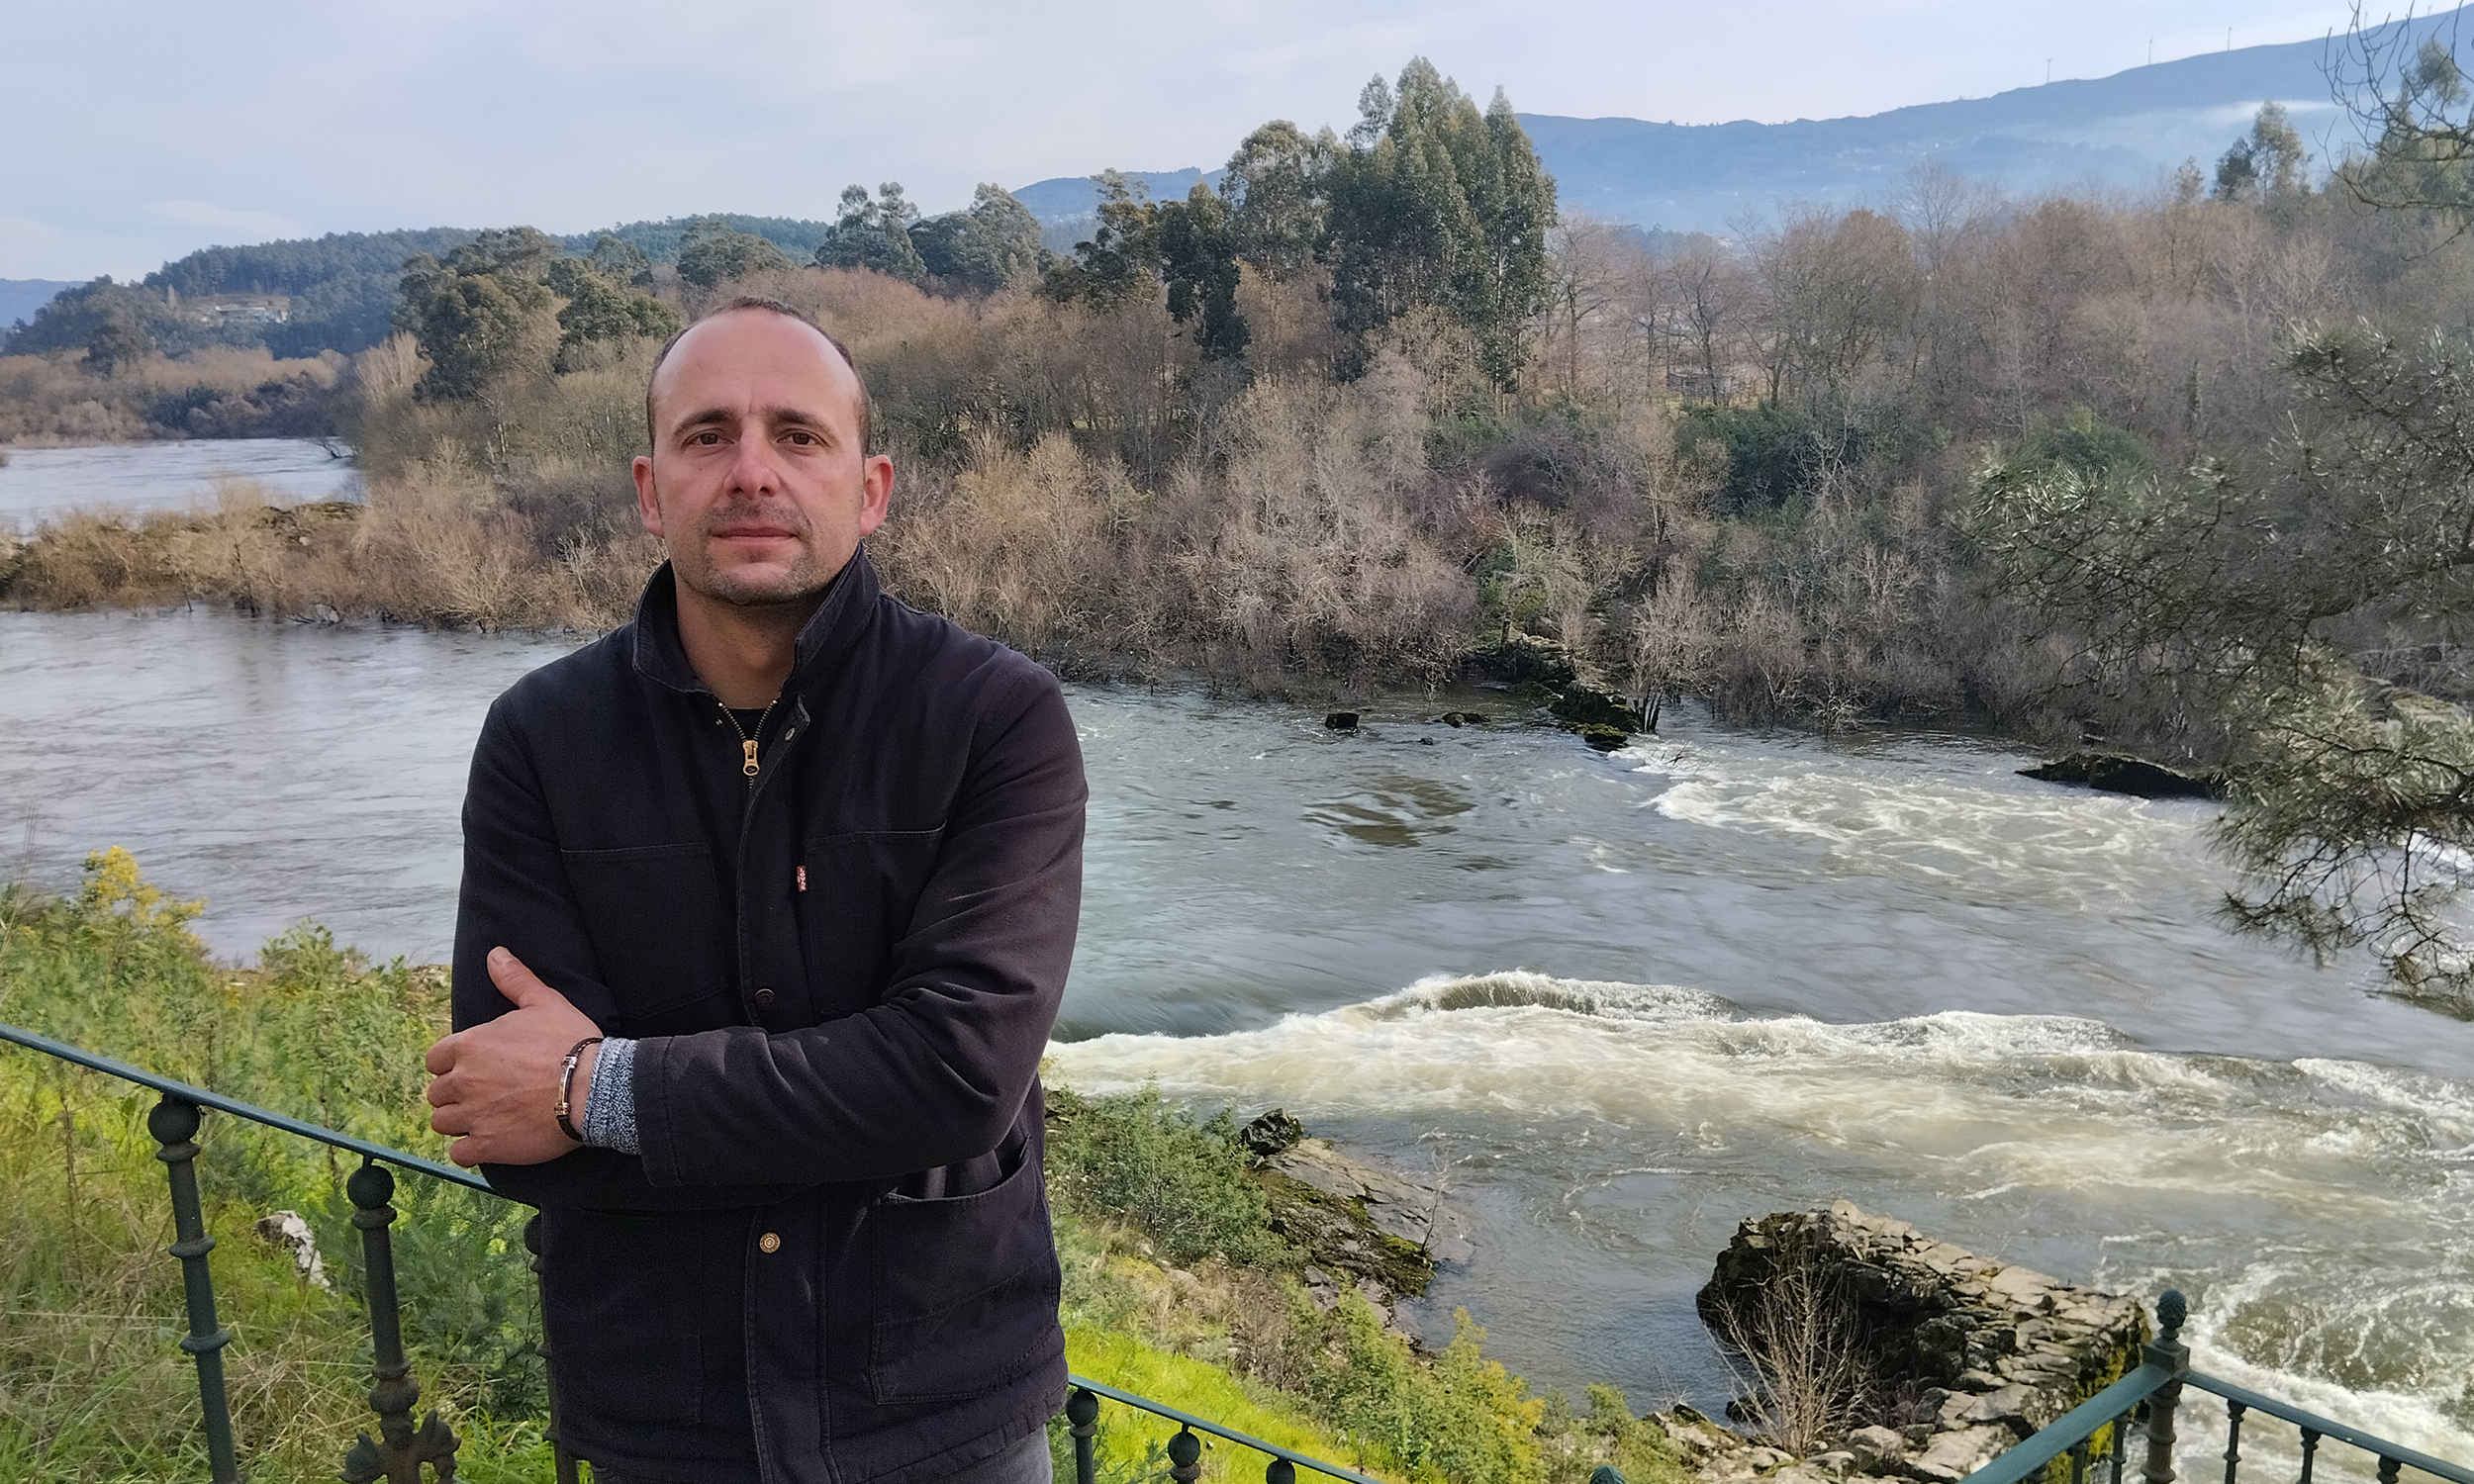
[673,500,830,610]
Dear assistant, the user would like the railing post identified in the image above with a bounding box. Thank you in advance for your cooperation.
[1068,1386,1098,1484]
[338,1160,459,1484]
[524,1215,579,1484]
[2220,1400,2244,1484]
[2141,1290,2191,1484]
[1169,1425,1202,1484]
[149,1094,238,1484]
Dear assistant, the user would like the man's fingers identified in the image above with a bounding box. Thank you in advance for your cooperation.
[445,1135,484,1167]
[424,1033,459,1077]
[424,1073,453,1108]
[430,1104,470,1137]
[487,946,569,1010]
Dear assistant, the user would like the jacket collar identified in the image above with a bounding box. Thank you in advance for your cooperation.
[629,545,882,697]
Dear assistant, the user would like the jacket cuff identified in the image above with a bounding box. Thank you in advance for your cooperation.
[580,1036,640,1154]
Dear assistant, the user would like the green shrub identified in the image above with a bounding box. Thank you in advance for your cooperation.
[0,851,545,1480]
[1045,1086,1289,1268]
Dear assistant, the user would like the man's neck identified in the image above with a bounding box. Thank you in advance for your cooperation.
[673,582,826,708]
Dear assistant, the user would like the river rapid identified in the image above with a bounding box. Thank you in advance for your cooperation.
[0,446,2467,1473]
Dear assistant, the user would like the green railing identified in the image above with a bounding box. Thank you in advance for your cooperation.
[0,1018,1382,1484]
[1957,1291,2472,1484]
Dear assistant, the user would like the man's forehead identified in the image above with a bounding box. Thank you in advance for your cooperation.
[651,311,857,422]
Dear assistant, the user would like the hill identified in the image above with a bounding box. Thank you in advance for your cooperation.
[1008,9,2471,235]
[0,279,76,332]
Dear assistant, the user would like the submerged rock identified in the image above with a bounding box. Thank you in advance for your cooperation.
[1550,683,1646,733]
[2020,752,2223,800]
[1324,711,1360,731]
[1238,1107,1304,1158]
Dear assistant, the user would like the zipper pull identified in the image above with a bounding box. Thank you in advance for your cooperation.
[742,739,760,778]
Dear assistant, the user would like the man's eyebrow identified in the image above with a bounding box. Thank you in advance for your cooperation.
[667,406,840,437]
[670,407,736,436]
[760,406,835,433]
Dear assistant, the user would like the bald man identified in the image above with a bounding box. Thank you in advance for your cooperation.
[427,297,1086,1484]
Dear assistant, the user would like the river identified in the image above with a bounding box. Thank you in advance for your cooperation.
[0,436,359,533]
[0,444,2467,1474]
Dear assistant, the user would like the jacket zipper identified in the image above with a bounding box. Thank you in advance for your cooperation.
[717,697,779,784]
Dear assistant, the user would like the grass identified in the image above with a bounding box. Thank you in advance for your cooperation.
[0,851,1696,1484]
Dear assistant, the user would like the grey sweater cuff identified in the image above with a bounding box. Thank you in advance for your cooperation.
[580,1036,640,1154]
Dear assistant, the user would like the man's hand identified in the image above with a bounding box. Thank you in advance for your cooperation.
[425,948,603,1167]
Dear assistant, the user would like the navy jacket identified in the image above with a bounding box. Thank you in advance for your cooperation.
[451,550,1085,1484]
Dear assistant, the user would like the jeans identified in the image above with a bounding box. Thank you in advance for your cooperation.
[594,1428,1055,1484]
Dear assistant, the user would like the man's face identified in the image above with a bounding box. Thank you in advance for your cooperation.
[632,310,892,608]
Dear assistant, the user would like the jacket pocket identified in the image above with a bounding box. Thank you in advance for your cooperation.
[561,843,734,1035]
[541,1208,721,1427]
[865,1131,1062,1405]
[798,829,943,1017]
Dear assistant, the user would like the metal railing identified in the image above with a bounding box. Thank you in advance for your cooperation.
[1064,1375,1390,1484]
[1,1019,1381,1484]
[1958,1291,2472,1484]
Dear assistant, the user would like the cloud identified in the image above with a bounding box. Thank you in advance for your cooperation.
[147,201,310,239]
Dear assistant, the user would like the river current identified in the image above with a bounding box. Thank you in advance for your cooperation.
[0,447,2467,1472]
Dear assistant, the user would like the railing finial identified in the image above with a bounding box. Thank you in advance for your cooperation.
[1068,1386,1099,1484]
[2157,1289,2188,1346]
[1169,1425,1203,1484]
[339,1158,459,1484]
[149,1092,238,1484]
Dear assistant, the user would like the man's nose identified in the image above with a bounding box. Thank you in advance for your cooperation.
[723,422,785,493]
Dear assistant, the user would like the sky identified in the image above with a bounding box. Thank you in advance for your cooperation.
[0,0,2384,281]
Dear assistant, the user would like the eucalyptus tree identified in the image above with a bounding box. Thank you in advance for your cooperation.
[815,184,927,284]
[911,184,1051,294]
[1325,59,1558,386]
[678,216,796,290]
[394,229,564,402]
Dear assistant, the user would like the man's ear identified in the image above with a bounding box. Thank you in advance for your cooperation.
[632,454,665,537]
[857,453,895,540]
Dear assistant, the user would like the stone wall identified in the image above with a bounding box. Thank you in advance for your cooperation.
[1691,1201,2150,1483]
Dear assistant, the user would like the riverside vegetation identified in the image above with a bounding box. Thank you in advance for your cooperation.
[0,851,1694,1484]
[17,56,2474,1002]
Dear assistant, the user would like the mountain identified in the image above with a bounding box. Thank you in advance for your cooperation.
[0,280,76,333]
[1009,8,2468,236]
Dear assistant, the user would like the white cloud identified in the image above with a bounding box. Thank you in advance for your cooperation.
[147,201,309,239]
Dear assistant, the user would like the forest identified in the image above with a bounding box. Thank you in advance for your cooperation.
[12,52,2474,1006]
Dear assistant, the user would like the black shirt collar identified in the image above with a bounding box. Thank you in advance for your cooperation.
[629,546,881,697]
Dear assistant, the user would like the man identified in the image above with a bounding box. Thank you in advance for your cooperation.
[423,297,1086,1484]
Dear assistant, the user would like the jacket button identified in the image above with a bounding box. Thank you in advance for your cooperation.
[758,1231,781,1253]
[753,986,775,1007]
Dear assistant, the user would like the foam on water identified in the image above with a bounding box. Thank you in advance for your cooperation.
[1628,733,2215,910]
[1049,971,2474,1463]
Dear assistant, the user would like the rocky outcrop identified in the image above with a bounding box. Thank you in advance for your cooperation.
[1692,1202,2149,1483]
[2019,753,2224,800]
[1242,1111,1471,1334]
